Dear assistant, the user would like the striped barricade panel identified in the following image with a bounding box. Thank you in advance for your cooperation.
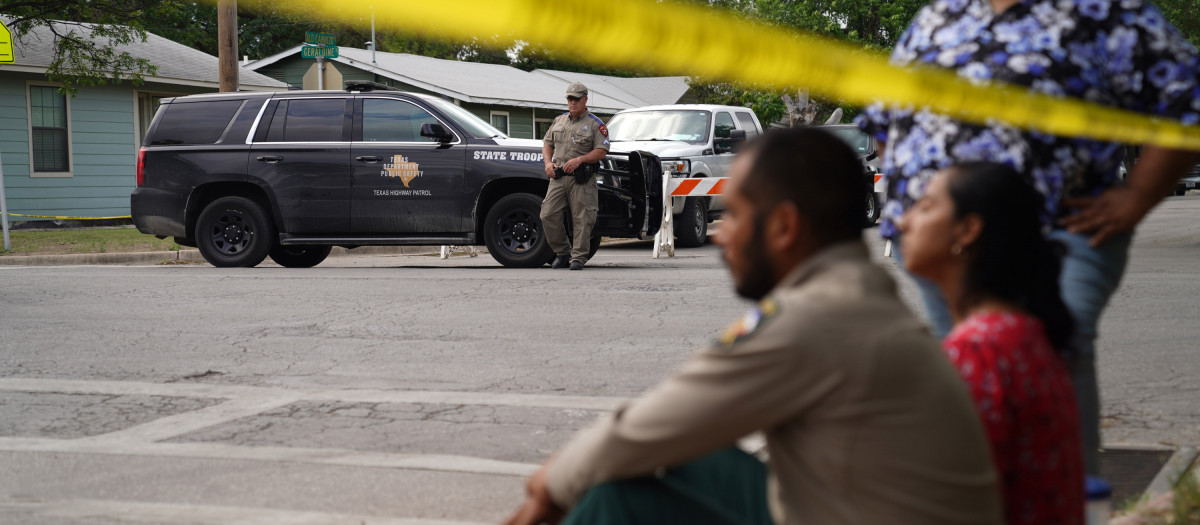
[653,177,730,259]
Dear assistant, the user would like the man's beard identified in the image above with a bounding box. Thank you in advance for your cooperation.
[729,215,778,301]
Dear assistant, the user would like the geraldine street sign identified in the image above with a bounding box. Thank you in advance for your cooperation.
[302,31,338,59]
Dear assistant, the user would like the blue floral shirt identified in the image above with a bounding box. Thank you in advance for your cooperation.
[858,0,1200,239]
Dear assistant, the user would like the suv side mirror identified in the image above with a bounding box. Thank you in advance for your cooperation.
[420,123,454,143]
[715,129,748,154]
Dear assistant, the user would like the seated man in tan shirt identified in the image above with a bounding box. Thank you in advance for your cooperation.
[505,128,1003,525]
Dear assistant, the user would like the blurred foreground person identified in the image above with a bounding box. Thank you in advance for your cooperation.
[860,0,1200,473]
[898,162,1084,525]
[504,128,1002,525]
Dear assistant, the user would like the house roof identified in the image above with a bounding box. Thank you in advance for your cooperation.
[0,17,287,91]
[533,70,691,107]
[246,45,690,113]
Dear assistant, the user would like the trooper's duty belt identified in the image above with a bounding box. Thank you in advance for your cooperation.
[554,162,600,184]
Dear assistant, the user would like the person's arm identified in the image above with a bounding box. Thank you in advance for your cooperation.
[1060,145,1200,246]
[504,460,565,525]
[543,142,556,178]
[561,148,607,173]
[539,317,839,510]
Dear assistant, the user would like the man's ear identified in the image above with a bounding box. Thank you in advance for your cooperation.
[955,213,984,249]
[766,202,805,252]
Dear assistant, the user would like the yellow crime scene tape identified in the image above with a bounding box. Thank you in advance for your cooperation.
[254,0,1200,151]
[3,213,132,220]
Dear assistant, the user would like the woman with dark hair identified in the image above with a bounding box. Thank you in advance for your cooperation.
[897,162,1083,525]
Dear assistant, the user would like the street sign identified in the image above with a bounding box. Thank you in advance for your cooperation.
[0,20,15,63]
[301,45,339,59]
[304,32,337,47]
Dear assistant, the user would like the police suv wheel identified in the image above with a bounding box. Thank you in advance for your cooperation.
[195,196,273,268]
[675,197,708,248]
[484,193,554,268]
[268,244,332,268]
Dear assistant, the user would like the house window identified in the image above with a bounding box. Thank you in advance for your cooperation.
[136,92,170,145]
[490,111,509,135]
[29,85,71,175]
[535,119,553,141]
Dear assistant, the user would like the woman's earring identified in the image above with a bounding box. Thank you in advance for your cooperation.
[951,244,963,256]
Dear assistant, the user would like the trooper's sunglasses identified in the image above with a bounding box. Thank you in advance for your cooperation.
[566,96,583,102]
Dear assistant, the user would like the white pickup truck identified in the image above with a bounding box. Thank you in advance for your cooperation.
[604,105,763,247]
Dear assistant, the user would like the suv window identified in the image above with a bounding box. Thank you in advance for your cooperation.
[714,112,736,139]
[263,98,346,143]
[735,112,759,138]
[606,110,711,145]
[362,99,440,142]
[149,100,244,145]
[417,95,502,139]
[828,127,873,156]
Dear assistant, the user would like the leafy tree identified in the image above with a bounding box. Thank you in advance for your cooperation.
[689,0,925,125]
[751,0,926,50]
[1,0,171,94]
[511,44,645,76]
[1157,0,1200,48]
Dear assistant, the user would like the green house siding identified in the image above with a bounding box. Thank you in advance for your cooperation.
[458,103,611,140]
[258,57,313,88]
[0,74,213,222]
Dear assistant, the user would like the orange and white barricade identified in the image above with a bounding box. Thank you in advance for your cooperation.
[653,177,728,258]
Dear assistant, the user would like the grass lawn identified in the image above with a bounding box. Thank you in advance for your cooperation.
[0,227,180,256]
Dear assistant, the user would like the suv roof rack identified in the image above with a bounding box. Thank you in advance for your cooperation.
[344,81,400,92]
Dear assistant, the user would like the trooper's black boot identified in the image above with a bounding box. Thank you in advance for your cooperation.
[551,255,570,269]
[569,260,584,271]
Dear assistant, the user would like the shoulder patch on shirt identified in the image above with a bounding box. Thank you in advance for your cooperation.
[719,297,780,347]
[587,114,609,137]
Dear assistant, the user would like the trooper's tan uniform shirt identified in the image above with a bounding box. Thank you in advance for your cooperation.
[544,112,610,167]
[545,241,1004,524]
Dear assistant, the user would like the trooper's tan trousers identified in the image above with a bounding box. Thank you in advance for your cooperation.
[540,174,598,263]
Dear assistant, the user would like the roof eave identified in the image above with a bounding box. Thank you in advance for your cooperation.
[0,65,285,90]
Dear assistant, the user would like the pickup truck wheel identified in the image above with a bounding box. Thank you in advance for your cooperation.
[269,245,332,268]
[195,196,273,268]
[865,192,881,227]
[675,197,708,248]
[485,193,554,268]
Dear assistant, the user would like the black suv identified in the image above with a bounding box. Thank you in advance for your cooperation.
[132,84,662,268]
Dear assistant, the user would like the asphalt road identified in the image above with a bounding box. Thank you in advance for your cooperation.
[1,194,1197,524]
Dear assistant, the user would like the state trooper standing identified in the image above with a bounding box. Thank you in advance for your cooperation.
[541,82,610,270]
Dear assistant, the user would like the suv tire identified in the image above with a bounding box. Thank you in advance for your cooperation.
[675,197,708,248]
[484,193,554,268]
[195,196,274,268]
[269,245,332,268]
[865,192,881,227]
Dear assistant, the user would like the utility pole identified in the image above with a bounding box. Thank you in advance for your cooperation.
[217,0,238,92]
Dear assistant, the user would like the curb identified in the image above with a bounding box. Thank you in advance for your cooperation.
[0,245,448,267]
[1146,446,1199,496]
[0,238,658,267]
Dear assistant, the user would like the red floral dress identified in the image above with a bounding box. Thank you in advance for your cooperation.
[943,312,1084,525]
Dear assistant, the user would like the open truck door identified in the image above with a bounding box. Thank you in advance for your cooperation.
[594,150,663,240]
